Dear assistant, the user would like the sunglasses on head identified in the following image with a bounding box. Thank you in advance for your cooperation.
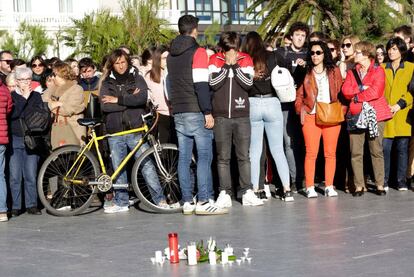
[1,59,13,65]
[310,50,324,56]
[31,63,44,68]
[341,43,352,48]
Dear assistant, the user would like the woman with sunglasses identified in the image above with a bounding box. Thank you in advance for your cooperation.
[30,56,46,82]
[327,39,341,65]
[375,45,387,65]
[339,35,360,79]
[342,41,392,196]
[295,41,343,198]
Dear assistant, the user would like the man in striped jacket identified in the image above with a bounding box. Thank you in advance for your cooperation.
[209,32,264,208]
[167,15,227,215]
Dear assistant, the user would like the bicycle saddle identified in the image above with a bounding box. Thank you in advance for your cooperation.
[77,118,103,127]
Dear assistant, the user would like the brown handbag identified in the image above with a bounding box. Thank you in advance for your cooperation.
[51,107,79,149]
[316,100,345,125]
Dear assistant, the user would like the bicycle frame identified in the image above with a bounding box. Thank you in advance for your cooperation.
[64,123,150,185]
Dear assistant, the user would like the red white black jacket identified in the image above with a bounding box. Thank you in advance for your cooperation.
[208,52,254,118]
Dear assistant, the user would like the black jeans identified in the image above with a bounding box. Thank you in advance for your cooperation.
[214,117,252,195]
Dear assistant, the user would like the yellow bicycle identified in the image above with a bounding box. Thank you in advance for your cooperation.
[37,108,195,216]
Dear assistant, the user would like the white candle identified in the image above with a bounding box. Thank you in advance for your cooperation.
[187,243,197,265]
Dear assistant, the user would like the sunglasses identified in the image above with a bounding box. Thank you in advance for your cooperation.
[0,59,13,65]
[329,48,336,52]
[31,63,44,68]
[341,43,352,49]
[310,51,324,56]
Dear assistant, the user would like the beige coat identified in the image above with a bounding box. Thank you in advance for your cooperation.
[42,81,86,144]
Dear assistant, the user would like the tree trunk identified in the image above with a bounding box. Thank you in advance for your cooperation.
[343,0,352,35]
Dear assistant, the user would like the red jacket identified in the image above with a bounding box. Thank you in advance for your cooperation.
[342,60,392,122]
[295,67,343,114]
[0,82,12,144]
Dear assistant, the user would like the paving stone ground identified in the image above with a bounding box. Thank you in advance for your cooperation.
[1,188,414,277]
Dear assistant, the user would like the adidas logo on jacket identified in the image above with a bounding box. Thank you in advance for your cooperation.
[208,52,254,118]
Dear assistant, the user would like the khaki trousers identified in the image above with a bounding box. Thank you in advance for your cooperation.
[349,122,385,189]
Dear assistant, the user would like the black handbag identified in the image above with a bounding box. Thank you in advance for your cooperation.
[25,102,52,133]
[19,118,43,150]
[346,69,364,131]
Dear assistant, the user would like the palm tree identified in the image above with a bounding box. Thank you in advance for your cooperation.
[247,0,412,41]
[246,0,342,40]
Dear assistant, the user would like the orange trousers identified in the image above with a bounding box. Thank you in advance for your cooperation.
[302,114,341,188]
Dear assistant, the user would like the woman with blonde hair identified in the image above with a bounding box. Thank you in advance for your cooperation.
[339,35,360,79]
[42,61,85,148]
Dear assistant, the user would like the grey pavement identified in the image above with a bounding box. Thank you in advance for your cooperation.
[1,188,414,277]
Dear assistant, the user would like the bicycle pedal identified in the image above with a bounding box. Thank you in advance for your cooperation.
[112,184,129,189]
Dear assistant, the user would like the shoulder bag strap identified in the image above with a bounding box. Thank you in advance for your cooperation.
[351,68,364,92]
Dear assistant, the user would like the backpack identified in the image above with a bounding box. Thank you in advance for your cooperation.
[271,65,296,103]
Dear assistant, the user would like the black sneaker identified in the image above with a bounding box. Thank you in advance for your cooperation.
[255,190,268,201]
[27,207,42,215]
[282,191,294,202]
[11,209,21,217]
[290,183,298,193]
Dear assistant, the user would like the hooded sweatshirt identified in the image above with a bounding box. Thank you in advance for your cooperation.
[167,35,211,114]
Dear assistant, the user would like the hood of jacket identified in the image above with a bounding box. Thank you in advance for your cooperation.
[170,35,198,56]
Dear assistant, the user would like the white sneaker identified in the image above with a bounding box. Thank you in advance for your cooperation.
[195,202,228,215]
[104,204,129,214]
[242,189,264,206]
[183,202,196,215]
[215,190,232,208]
[0,213,8,222]
[306,186,318,198]
[325,186,338,197]
[169,202,181,209]
[264,184,272,198]
[157,200,171,209]
[57,206,72,211]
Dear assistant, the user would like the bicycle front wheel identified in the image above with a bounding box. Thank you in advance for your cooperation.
[37,145,100,216]
[131,143,195,213]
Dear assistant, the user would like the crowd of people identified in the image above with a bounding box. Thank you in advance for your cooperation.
[0,15,414,221]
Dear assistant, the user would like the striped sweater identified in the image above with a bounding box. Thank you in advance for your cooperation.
[208,52,254,118]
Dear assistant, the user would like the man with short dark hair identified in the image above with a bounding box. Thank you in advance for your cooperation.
[394,25,414,62]
[275,21,309,193]
[167,15,227,215]
[209,31,263,208]
[0,51,13,84]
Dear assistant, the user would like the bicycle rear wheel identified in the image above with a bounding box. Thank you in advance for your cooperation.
[37,145,100,216]
[131,143,196,213]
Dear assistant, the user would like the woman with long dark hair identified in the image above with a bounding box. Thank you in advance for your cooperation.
[143,46,175,144]
[295,41,343,198]
[242,31,293,202]
[30,56,47,82]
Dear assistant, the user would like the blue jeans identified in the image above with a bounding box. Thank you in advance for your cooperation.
[9,136,39,210]
[174,112,213,203]
[281,102,304,185]
[0,145,7,212]
[108,133,164,207]
[383,137,409,187]
[250,98,290,189]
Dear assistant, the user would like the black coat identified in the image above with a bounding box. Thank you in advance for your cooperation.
[99,66,149,133]
[10,90,44,137]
